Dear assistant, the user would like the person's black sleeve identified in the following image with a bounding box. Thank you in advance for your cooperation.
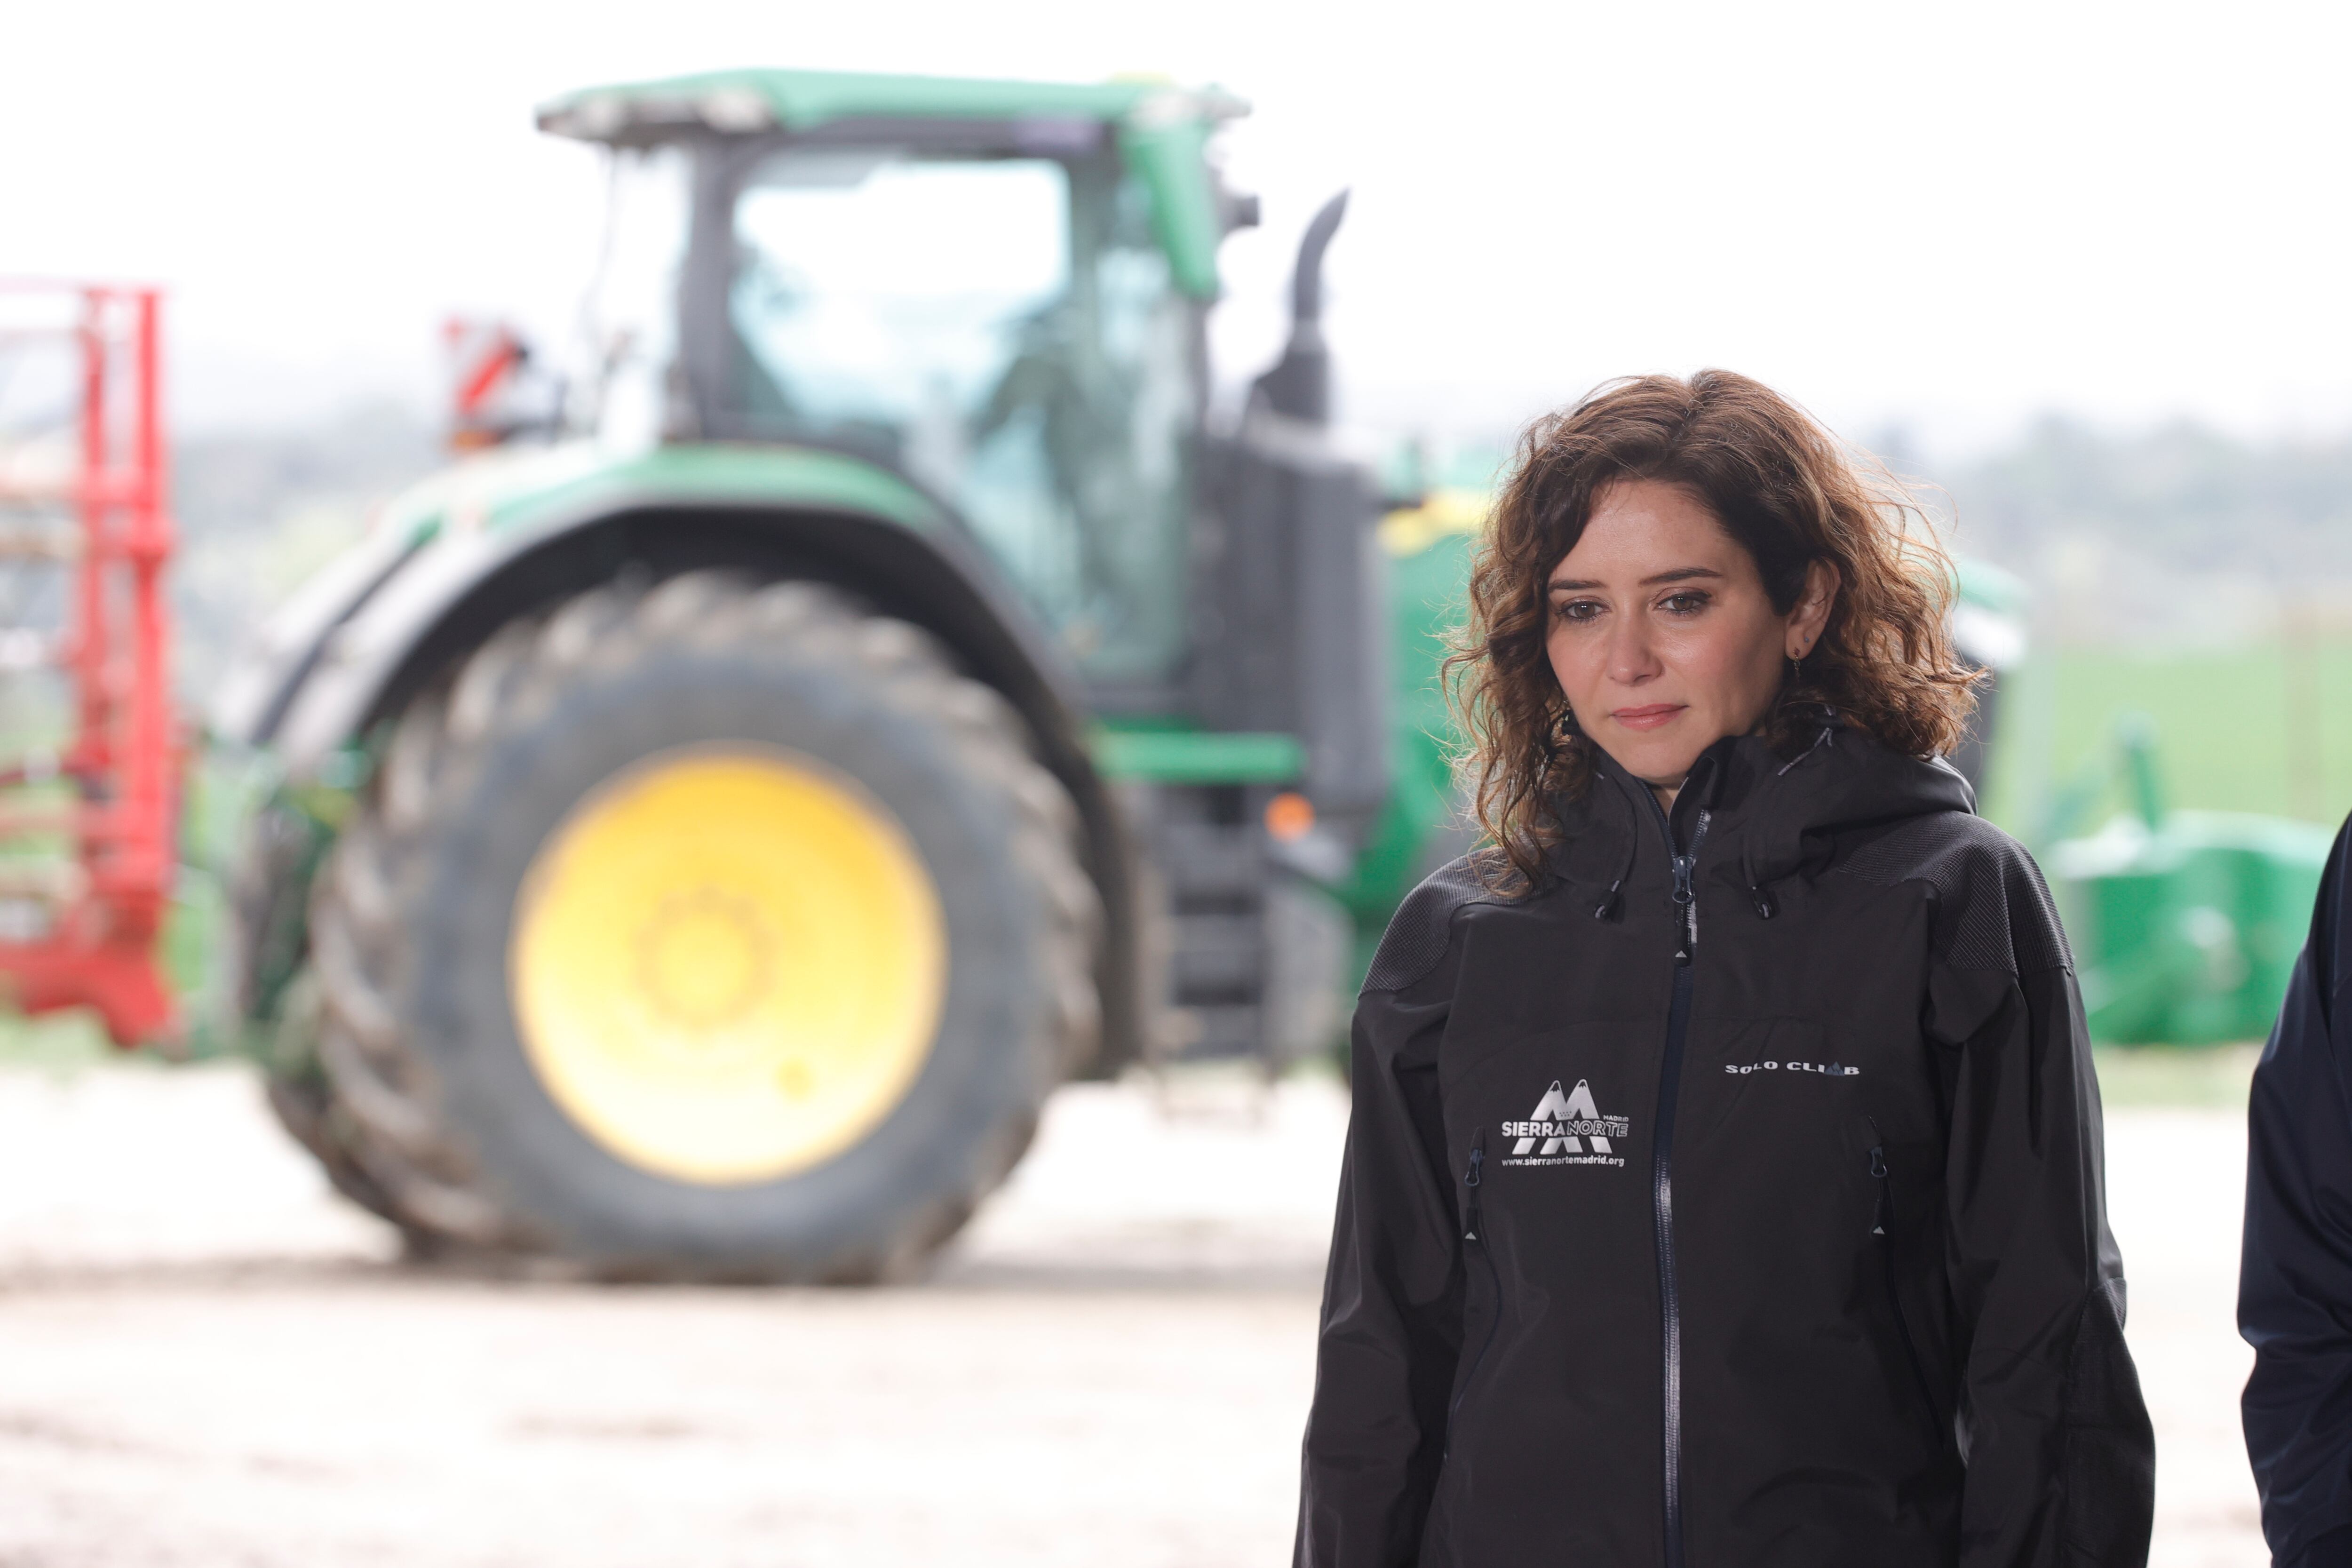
[2241,816,2352,1567]
[1294,911,1464,1568]
[1931,846,2154,1566]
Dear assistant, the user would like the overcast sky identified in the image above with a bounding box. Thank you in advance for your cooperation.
[6,0,2348,454]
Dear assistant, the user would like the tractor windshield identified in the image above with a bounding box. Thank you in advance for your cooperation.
[726,149,1197,686]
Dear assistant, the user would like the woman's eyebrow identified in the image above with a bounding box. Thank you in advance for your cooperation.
[1545,565,1725,592]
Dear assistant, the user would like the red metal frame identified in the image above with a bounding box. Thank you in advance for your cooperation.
[0,284,179,1044]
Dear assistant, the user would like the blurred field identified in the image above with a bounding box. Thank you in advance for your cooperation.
[1983,641,2352,839]
[0,1049,2269,1566]
[2096,1043,2262,1110]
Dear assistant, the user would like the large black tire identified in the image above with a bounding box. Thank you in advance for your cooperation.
[296,573,1098,1280]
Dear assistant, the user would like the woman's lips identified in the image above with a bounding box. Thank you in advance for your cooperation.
[1609,704,1686,732]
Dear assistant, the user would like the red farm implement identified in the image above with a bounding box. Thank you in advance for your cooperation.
[0,284,179,1044]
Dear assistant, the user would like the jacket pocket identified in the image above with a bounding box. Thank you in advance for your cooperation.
[1867,1129,1947,1452]
[1446,1130,1502,1459]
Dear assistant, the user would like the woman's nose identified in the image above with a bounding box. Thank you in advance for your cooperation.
[1606,620,1661,685]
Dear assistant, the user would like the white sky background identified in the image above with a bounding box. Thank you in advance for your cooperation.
[4,0,2349,456]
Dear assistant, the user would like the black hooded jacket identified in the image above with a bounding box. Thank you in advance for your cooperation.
[2241,814,2352,1565]
[1296,727,2154,1568]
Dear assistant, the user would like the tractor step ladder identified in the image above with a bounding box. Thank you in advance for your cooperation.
[0,284,178,1044]
[1151,797,1275,1064]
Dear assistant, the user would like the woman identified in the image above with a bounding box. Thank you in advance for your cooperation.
[1295,373,2153,1567]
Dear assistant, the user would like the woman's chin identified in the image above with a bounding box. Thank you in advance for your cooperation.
[1599,733,1706,788]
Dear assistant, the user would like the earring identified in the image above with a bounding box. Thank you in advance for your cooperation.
[1549,707,1582,754]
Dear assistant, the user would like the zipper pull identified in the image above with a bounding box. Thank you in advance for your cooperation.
[1463,1134,1485,1243]
[1670,809,1710,962]
[1869,1145,1890,1236]
[1672,854,1698,964]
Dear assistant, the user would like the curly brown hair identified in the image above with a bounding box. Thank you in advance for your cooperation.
[1447,370,1981,891]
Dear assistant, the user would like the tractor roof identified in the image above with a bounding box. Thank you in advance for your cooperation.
[537,67,1248,147]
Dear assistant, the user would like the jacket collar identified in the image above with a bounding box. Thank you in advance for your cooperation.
[1552,719,1976,915]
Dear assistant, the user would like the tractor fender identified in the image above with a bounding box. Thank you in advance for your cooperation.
[225,476,1145,1073]
[263,499,1085,774]
[210,520,429,750]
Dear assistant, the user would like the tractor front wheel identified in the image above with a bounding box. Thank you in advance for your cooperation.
[296,573,1097,1280]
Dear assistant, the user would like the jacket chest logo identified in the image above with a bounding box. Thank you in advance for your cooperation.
[1500,1079,1630,1169]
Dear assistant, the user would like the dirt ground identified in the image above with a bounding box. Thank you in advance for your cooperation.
[0,1062,2265,1566]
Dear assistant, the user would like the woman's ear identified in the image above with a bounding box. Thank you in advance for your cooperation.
[1786,559,1840,658]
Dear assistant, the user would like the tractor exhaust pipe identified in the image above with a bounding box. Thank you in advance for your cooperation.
[1252,190,1349,426]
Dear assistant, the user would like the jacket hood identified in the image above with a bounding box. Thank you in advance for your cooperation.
[1554,720,1977,915]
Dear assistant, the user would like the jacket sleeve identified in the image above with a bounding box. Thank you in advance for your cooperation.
[2241,817,2352,1567]
[1932,852,2155,1567]
[1294,927,1465,1567]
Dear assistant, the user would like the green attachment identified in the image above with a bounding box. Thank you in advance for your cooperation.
[2051,710,2324,1043]
[1088,725,1303,784]
[2050,716,2325,1044]
[2053,809,2329,1045]
[1328,496,1482,959]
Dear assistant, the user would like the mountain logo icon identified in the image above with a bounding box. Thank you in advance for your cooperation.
[1506,1078,1631,1157]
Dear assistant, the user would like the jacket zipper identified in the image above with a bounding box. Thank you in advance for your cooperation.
[1868,1136,1946,1449]
[1445,1130,1502,1458]
[1641,785,1709,1568]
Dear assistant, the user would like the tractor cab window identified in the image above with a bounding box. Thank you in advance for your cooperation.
[728,150,1195,686]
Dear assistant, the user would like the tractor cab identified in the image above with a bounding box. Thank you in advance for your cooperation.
[540,71,1253,693]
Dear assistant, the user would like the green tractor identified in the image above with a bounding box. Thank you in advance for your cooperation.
[218,67,2019,1280]
[217,68,1471,1279]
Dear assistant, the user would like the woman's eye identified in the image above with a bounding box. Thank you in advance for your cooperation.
[1554,599,1603,624]
[1658,591,1710,615]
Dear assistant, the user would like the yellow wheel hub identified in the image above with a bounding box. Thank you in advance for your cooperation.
[508,747,947,1185]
